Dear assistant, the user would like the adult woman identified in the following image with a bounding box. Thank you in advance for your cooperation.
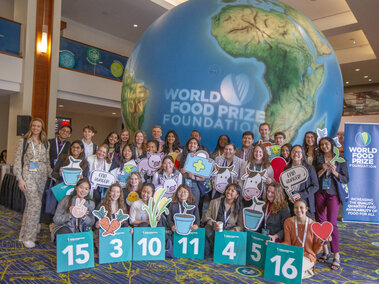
[260,182,290,242]
[283,200,329,279]
[239,144,274,204]
[315,136,349,270]
[87,144,112,205]
[152,156,183,198]
[303,131,318,167]
[284,145,319,218]
[52,140,88,184]
[203,184,244,257]
[14,118,51,248]
[103,132,120,162]
[211,135,230,159]
[51,178,95,240]
[280,143,292,163]
[133,130,147,159]
[162,130,182,155]
[119,129,130,155]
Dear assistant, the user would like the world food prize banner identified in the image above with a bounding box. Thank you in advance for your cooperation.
[343,123,379,223]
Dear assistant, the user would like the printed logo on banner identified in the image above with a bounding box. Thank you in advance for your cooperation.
[355,132,371,147]
[349,130,377,169]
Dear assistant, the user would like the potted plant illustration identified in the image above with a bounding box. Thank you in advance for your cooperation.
[62,156,83,185]
[142,187,172,228]
[174,201,196,235]
[243,196,265,231]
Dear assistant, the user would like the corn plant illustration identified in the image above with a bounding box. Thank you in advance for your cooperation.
[93,206,129,236]
[174,201,196,235]
[142,187,172,227]
[330,147,346,163]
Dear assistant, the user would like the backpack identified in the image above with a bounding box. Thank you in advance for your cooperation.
[21,138,49,167]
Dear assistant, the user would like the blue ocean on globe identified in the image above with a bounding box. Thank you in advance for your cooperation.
[121,0,343,148]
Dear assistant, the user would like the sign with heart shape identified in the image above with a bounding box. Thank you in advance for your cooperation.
[311,221,333,241]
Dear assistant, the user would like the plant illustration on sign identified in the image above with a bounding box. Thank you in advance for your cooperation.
[142,187,172,227]
[330,147,346,163]
[174,201,196,235]
[93,206,129,236]
[243,196,265,231]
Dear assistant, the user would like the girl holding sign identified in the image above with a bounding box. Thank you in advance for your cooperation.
[315,137,349,270]
[162,130,182,155]
[51,178,95,240]
[110,144,138,190]
[152,156,183,198]
[260,182,290,242]
[129,183,155,227]
[283,199,329,279]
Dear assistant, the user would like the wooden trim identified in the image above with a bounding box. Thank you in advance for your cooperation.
[61,36,129,59]
[59,66,123,82]
[0,16,22,26]
[0,50,23,58]
[342,112,379,116]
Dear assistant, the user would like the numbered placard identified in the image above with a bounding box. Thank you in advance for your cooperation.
[264,242,303,284]
[213,231,247,265]
[133,227,165,261]
[246,231,270,267]
[57,231,94,273]
[99,227,132,264]
[173,228,205,259]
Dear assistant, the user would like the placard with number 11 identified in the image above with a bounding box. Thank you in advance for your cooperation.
[173,228,205,259]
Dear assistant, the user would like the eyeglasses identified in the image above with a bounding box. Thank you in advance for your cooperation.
[71,146,81,150]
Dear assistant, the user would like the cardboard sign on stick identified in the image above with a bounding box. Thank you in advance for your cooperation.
[279,166,308,202]
[142,187,172,227]
[311,221,333,241]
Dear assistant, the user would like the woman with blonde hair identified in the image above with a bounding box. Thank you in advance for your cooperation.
[14,118,51,248]
[260,182,290,242]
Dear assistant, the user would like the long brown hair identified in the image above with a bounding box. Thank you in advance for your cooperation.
[126,172,142,193]
[100,183,126,219]
[133,130,147,155]
[248,144,270,169]
[172,184,195,204]
[24,118,48,143]
[264,182,288,214]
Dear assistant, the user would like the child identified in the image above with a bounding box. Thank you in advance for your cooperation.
[82,125,97,158]
[152,156,183,198]
[274,131,286,146]
[129,183,155,227]
[103,132,120,162]
[51,178,95,240]
[125,172,143,209]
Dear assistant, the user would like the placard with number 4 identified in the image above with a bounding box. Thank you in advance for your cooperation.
[213,231,247,265]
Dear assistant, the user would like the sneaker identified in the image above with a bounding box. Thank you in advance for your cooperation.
[23,241,36,248]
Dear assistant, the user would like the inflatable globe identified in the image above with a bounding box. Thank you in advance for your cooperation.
[121,0,343,147]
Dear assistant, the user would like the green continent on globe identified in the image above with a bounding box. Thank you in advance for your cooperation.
[211,4,331,142]
[121,69,149,134]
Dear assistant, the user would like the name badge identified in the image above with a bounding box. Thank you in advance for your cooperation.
[322,178,331,190]
[262,228,269,236]
[184,178,192,188]
[29,159,39,172]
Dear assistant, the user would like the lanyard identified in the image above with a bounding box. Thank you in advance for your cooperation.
[222,158,234,167]
[56,138,66,157]
[294,217,309,248]
[30,140,42,158]
[224,201,231,225]
[264,203,271,228]
[243,147,253,161]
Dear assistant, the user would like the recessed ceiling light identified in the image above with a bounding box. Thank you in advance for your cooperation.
[364,75,368,78]
[112,112,116,115]
[350,38,356,44]
[368,79,372,82]
[133,24,138,28]
[345,81,349,84]
[355,68,360,72]
[58,104,64,108]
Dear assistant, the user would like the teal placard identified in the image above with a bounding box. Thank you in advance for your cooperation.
[246,231,270,267]
[132,227,165,261]
[99,227,133,264]
[173,228,205,259]
[51,182,75,202]
[56,231,94,273]
[264,242,303,284]
[213,231,247,265]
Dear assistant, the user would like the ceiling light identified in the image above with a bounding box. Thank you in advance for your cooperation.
[364,75,368,78]
[133,24,138,28]
[58,104,64,108]
[355,68,360,72]
[368,79,372,82]
[112,112,116,115]
[345,81,349,84]
[350,38,356,45]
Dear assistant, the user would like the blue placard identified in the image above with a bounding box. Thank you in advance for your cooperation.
[99,227,133,264]
[133,227,165,261]
[183,151,214,178]
[246,231,270,267]
[264,242,303,284]
[213,231,247,265]
[173,228,205,259]
[56,231,94,273]
[51,182,75,202]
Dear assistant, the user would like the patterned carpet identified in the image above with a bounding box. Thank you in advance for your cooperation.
[0,205,378,283]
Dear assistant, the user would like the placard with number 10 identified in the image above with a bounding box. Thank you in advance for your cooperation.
[133,227,165,261]
[173,228,205,259]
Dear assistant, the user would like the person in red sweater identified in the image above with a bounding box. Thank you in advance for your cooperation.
[282,199,331,279]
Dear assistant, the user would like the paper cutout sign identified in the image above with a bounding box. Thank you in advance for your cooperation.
[174,201,196,235]
[110,160,138,188]
[316,128,342,147]
[241,166,267,201]
[243,196,265,231]
[267,145,281,162]
[270,157,287,182]
[311,221,333,241]
[90,170,116,189]
[159,176,179,198]
[138,152,165,177]
[126,191,139,206]
[142,187,172,227]
[279,165,309,202]
[330,146,346,163]
[183,150,214,178]
[93,206,129,237]
[51,182,75,202]
[211,165,237,194]
[70,198,88,218]
[258,140,272,148]
[62,156,83,185]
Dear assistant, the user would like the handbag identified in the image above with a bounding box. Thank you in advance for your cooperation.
[333,175,349,204]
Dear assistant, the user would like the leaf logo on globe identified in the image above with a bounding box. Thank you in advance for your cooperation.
[355,132,371,147]
[220,73,250,106]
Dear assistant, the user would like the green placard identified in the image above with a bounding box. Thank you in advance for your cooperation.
[213,231,247,265]
[246,231,270,267]
[264,242,303,284]
[173,228,205,259]
[132,227,165,261]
